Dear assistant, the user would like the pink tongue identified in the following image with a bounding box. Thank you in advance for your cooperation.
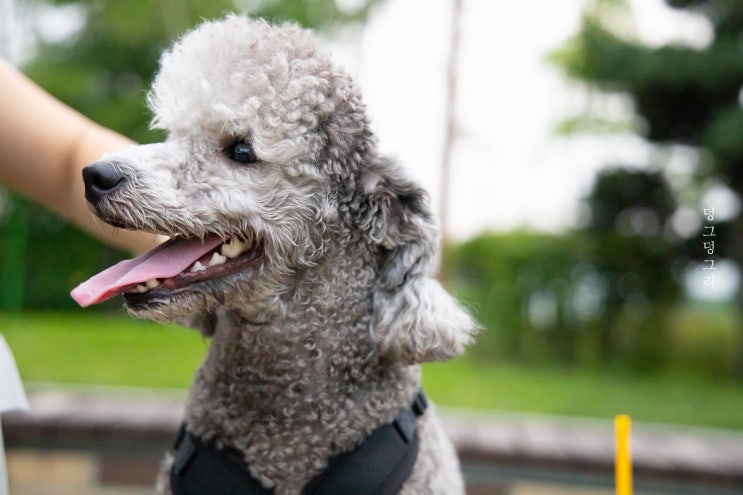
[70,236,223,307]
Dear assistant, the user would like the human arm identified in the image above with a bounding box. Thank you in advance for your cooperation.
[0,58,164,254]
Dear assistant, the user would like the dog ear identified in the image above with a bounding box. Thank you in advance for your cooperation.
[360,159,478,365]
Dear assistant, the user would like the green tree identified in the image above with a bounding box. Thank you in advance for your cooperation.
[449,170,681,370]
[450,231,594,365]
[552,0,743,369]
[582,167,679,369]
[0,0,379,310]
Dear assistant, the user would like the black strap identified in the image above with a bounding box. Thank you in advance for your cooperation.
[170,423,272,495]
[170,391,428,495]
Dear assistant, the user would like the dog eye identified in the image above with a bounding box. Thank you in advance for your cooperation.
[226,141,258,164]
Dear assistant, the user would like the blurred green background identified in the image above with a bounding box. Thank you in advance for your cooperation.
[3,0,743,429]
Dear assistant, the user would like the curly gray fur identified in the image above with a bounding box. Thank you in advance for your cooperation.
[88,16,477,494]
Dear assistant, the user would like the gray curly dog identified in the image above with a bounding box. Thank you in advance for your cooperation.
[72,15,477,495]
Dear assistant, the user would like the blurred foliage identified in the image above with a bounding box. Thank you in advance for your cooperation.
[447,167,690,372]
[583,167,680,369]
[0,0,379,310]
[552,2,743,148]
[450,230,589,366]
[449,227,739,377]
[545,0,743,373]
[551,0,743,255]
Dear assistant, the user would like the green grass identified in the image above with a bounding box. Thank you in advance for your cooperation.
[1,312,207,388]
[423,358,743,430]
[4,311,743,430]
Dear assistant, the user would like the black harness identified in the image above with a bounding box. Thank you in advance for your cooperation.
[170,391,428,495]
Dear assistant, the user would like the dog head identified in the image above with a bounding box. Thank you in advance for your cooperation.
[73,15,476,363]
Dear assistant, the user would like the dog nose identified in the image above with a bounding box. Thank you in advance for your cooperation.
[83,161,125,203]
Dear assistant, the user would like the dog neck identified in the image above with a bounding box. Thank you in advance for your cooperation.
[179,244,421,492]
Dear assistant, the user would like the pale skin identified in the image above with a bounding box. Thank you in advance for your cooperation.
[0,58,165,254]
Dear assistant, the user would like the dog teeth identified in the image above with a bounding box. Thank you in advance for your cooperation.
[190,261,207,273]
[185,237,255,274]
[145,278,161,289]
[220,237,252,258]
[208,252,227,267]
[135,284,148,293]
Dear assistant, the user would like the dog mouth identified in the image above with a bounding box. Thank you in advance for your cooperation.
[70,235,262,308]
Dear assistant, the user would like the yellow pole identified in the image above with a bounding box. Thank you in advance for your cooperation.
[615,414,633,495]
